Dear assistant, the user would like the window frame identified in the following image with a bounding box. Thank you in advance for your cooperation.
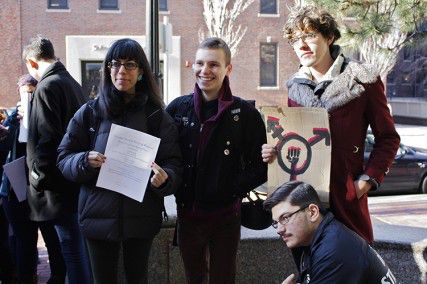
[159,0,168,12]
[259,0,278,15]
[47,0,68,9]
[99,0,119,10]
[259,42,278,88]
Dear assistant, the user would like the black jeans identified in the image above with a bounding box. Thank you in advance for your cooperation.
[0,203,16,283]
[86,237,153,284]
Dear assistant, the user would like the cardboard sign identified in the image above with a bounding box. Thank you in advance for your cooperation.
[261,106,331,204]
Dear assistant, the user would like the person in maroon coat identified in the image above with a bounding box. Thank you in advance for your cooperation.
[261,5,400,243]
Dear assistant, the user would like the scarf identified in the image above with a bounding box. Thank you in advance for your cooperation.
[193,76,234,161]
[287,46,379,112]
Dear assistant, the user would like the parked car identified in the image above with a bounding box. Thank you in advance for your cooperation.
[364,133,427,195]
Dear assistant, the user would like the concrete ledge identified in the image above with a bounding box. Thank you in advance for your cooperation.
[394,116,427,126]
[118,197,427,283]
[389,98,427,126]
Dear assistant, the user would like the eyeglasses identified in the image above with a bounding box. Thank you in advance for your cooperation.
[272,205,309,228]
[108,61,139,71]
[288,32,318,47]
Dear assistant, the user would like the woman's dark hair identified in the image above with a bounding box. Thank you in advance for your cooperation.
[99,38,163,118]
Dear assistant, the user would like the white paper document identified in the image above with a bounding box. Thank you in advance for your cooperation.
[18,91,31,143]
[3,156,27,202]
[96,123,161,202]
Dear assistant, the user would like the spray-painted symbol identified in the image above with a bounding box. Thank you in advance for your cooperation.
[267,116,331,181]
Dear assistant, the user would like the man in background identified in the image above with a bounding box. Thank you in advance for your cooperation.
[23,36,91,284]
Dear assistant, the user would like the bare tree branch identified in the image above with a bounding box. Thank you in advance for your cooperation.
[199,0,254,57]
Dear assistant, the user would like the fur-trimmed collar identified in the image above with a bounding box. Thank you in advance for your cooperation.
[287,55,379,112]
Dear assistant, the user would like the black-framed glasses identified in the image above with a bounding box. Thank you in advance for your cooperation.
[272,205,309,228]
[108,61,139,71]
[288,32,318,47]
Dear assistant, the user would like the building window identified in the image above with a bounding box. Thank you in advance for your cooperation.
[48,0,68,9]
[159,0,168,11]
[81,61,102,99]
[260,43,278,87]
[100,0,118,10]
[260,0,277,14]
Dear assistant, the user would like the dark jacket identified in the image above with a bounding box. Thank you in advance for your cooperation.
[297,213,395,283]
[57,97,182,241]
[287,56,400,243]
[166,91,267,211]
[26,61,88,221]
[0,110,26,198]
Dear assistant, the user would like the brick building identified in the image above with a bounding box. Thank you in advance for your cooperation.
[0,0,299,109]
[386,24,427,124]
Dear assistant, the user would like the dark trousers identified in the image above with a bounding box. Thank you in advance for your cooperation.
[177,211,241,284]
[2,195,66,283]
[53,213,91,284]
[86,237,154,284]
[0,203,16,283]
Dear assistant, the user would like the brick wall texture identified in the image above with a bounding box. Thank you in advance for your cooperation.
[1,0,299,108]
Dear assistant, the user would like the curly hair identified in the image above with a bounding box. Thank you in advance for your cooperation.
[284,5,341,45]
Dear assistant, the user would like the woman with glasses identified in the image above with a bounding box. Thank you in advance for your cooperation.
[57,38,182,284]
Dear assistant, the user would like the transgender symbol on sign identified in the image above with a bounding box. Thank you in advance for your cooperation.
[267,116,331,181]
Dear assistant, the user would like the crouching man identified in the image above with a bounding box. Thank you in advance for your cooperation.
[264,181,396,284]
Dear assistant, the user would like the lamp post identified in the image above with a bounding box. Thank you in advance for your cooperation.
[146,0,162,90]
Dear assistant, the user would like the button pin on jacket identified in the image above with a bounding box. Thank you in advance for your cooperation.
[182,117,189,126]
[31,170,39,180]
[233,115,239,121]
[224,149,230,155]
[231,108,241,114]
[226,141,230,145]
[353,146,359,153]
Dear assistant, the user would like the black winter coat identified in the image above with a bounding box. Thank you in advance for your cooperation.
[166,94,267,210]
[26,61,88,221]
[0,109,26,198]
[57,97,182,241]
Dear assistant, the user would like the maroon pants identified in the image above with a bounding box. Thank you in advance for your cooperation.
[177,211,241,284]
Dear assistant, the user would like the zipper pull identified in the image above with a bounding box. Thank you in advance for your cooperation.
[200,123,204,132]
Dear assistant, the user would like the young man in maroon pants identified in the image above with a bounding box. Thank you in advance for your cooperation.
[167,38,267,283]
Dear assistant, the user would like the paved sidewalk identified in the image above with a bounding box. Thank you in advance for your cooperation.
[36,234,51,283]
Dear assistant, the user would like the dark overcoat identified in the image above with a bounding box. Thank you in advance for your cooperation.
[26,61,88,221]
